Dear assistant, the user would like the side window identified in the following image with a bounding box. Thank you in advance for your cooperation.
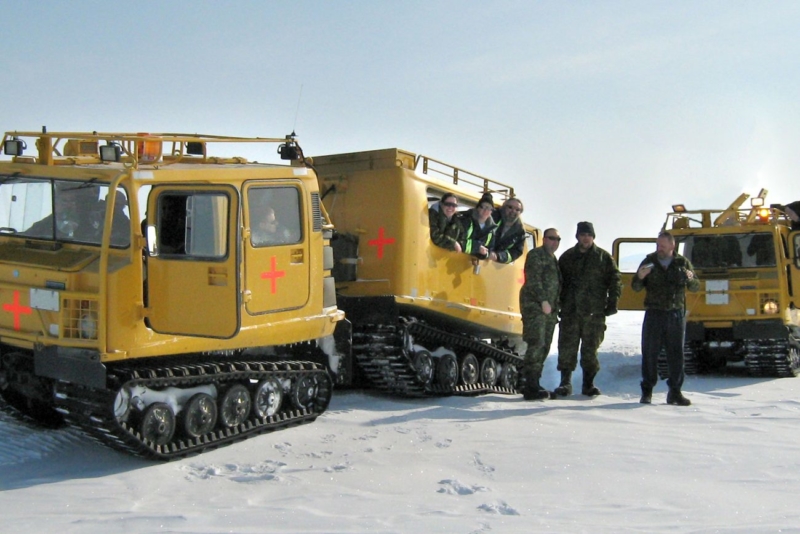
[157,192,228,258]
[617,242,657,272]
[249,186,302,247]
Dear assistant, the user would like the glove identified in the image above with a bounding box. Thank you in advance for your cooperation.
[604,304,618,317]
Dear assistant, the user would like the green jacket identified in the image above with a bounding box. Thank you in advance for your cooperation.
[558,243,621,316]
[428,204,462,251]
[520,246,562,315]
[631,252,700,310]
[458,209,497,259]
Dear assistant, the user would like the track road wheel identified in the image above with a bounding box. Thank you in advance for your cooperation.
[480,357,498,386]
[498,363,519,390]
[183,393,218,438]
[436,354,458,389]
[292,375,319,410]
[411,350,434,385]
[140,402,175,446]
[459,353,479,385]
[253,378,283,418]
[219,384,251,428]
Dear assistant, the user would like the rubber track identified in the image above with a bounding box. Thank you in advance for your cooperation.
[742,340,800,378]
[657,345,699,379]
[52,359,332,461]
[352,319,523,398]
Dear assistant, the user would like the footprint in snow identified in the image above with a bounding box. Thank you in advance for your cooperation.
[473,453,495,476]
[435,439,452,448]
[437,479,489,495]
[477,501,520,516]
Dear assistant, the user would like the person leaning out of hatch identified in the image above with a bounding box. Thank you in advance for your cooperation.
[428,192,463,252]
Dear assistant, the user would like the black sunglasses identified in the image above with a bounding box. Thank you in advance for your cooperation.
[545,235,561,241]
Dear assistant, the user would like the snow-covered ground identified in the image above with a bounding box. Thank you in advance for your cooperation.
[2,311,800,533]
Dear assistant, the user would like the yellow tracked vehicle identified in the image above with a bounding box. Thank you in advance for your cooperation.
[0,129,348,459]
[312,149,540,396]
[614,189,800,377]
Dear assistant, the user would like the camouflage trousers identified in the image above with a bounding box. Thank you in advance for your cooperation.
[557,313,607,375]
[522,311,559,379]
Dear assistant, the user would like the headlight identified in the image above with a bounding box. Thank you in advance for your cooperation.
[80,311,98,339]
[762,299,779,315]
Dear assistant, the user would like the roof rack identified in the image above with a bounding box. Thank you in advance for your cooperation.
[1,130,302,168]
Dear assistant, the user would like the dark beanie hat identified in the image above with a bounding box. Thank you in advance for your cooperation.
[478,192,494,208]
[576,221,595,237]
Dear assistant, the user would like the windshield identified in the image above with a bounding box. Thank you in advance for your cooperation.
[0,176,131,248]
[681,233,776,269]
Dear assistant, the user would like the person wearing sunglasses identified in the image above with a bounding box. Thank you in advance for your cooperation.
[519,228,562,400]
[489,197,525,264]
[555,221,621,398]
[428,192,463,252]
[458,192,497,260]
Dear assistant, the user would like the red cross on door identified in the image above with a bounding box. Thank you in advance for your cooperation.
[260,256,286,294]
[368,227,396,259]
[3,290,32,331]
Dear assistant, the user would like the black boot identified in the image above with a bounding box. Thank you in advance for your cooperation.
[639,383,652,404]
[553,370,572,397]
[667,388,691,406]
[523,376,551,401]
[581,372,601,396]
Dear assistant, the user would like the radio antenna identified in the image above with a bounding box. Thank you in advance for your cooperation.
[293,84,304,133]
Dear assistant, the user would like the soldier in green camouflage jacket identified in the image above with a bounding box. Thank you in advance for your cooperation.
[555,222,621,397]
[519,228,562,400]
[632,231,700,406]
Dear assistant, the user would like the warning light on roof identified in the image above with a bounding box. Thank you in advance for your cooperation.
[137,133,162,164]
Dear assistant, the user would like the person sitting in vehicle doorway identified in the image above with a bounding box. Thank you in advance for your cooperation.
[252,206,295,246]
[489,197,525,263]
[428,192,463,252]
[458,192,498,260]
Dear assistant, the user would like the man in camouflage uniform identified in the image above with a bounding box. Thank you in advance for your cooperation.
[555,222,621,397]
[632,231,700,406]
[519,228,562,400]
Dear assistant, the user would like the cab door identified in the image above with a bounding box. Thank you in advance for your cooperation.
[146,185,240,338]
[243,183,309,314]
[612,238,657,311]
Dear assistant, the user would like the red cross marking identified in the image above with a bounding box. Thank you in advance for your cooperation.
[3,290,32,331]
[260,256,286,294]
[367,227,396,259]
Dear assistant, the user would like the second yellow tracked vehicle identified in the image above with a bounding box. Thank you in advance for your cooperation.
[313,149,540,396]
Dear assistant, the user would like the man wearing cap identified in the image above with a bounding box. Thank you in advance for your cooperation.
[555,222,621,397]
[519,227,562,400]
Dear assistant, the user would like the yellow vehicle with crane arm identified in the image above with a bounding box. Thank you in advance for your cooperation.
[614,189,800,377]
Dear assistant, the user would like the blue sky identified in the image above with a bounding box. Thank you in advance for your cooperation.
[3,1,800,249]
